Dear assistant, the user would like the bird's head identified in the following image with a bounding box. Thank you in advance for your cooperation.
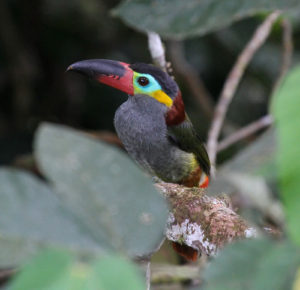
[67,59,180,109]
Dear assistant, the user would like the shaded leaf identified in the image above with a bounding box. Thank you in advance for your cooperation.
[221,172,283,225]
[34,123,168,257]
[9,249,73,290]
[221,128,277,179]
[207,128,277,193]
[113,0,300,39]
[206,129,282,225]
[272,66,300,246]
[199,129,277,197]
[203,239,300,290]
[9,250,144,290]
[0,168,101,267]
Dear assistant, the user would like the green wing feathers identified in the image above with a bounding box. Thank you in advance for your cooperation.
[167,118,211,176]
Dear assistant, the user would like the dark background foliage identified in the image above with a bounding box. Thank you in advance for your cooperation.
[2,0,299,165]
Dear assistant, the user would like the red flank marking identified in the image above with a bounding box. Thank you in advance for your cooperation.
[199,175,209,188]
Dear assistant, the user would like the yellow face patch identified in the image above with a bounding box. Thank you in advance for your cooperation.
[151,90,173,107]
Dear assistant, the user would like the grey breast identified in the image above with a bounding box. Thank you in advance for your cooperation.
[114,95,193,182]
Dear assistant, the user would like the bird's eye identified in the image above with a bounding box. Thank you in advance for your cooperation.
[137,76,149,86]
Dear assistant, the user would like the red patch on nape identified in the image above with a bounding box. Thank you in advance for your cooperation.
[165,91,185,126]
[172,242,199,262]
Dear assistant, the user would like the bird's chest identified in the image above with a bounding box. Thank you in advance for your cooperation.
[114,98,168,163]
[114,97,192,182]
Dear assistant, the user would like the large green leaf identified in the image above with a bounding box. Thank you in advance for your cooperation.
[9,249,73,290]
[34,123,168,257]
[272,66,300,246]
[9,249,144,290]
[0,168,101,266]
[202,239,300,290]
[113,0,300,39]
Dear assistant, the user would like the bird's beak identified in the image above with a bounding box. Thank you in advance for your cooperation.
[67,59,134,95]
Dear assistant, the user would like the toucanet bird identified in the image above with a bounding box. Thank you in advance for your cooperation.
[67,59,211,261]
[67,59,210,188]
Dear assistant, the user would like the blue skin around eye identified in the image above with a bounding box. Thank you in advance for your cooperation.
[134,73,162,93]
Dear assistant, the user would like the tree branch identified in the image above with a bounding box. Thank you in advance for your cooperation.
[156,183,256,256]
[215,17,293,154]
[207,11,281,167]
[217,115,273,152]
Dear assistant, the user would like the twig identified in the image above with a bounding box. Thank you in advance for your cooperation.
[146,260,151,290]
[217,115,273,152]
[168,41,214,119]
[135,238,165,290]
[147,32,167,72]
[272,18,293,94]
[207,11,281,167]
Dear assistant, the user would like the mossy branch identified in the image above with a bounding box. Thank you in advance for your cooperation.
[156,183,256,256]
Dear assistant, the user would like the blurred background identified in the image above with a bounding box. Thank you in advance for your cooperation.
[1,1,300,289]
[1,0,299,166]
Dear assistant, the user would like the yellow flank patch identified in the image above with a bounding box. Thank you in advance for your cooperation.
[190,155,199,171]
[151,90,173,107]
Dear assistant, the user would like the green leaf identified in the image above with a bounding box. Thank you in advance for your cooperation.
[87,255,144,290]
[272,66,300,246]
[203,239,300,290]
[113,0,300,39]
[9,249,73,290]
[34,123,168,257]
[0,168,101,267]
[9,250,144,290]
